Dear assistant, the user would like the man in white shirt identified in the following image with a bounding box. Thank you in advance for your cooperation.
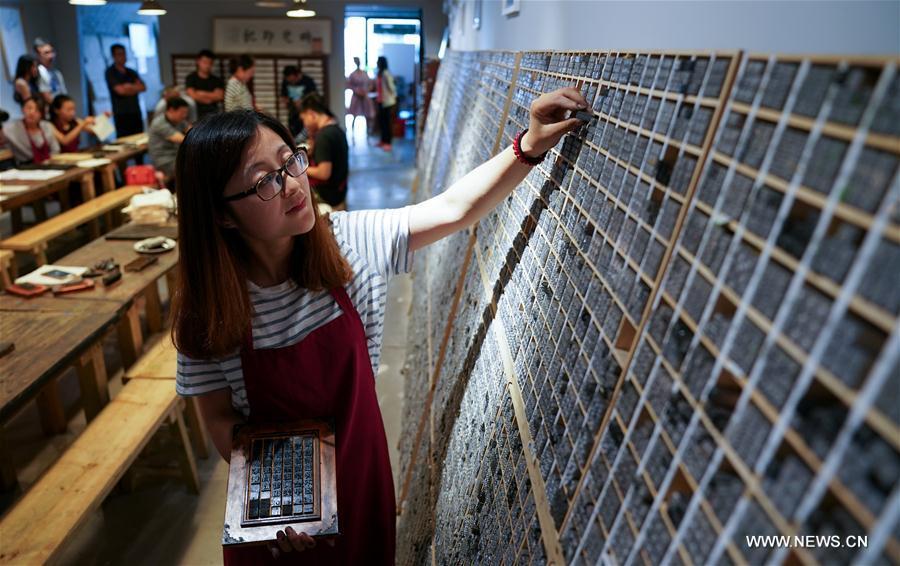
[33,38,67,104]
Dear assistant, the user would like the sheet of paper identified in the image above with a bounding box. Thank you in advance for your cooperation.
[16,264,88,286]
[91,113,116,142]
[0,184,31,194]
[76,158,113,168]
[0,169,65,181]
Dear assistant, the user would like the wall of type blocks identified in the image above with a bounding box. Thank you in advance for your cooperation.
[397,49,900,566]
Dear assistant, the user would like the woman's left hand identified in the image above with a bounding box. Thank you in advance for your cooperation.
[520,87,589,158]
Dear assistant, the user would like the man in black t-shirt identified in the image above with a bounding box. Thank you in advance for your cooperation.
[185,49,225,120]
[299,94,348,208]
[105,43,146,137]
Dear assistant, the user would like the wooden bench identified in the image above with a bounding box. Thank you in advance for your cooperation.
[0,377,199,565]
[125,335,211,459]
[0,185,144,266]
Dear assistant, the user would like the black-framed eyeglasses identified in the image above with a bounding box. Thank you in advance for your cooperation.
[223,150,310,202]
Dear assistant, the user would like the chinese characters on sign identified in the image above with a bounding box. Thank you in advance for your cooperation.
[214,18,331,55]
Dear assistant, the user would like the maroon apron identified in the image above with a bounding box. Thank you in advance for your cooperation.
[28,126,51,164]
[223,286,396,565]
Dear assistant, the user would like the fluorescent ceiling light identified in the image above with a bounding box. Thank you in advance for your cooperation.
[137,0,167,15]
[69,0,107,5]
[255,1,287,7]
[286,8,316,17]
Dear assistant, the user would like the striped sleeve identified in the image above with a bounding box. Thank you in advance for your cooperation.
[176,351,238,396]
[332,207,414,278]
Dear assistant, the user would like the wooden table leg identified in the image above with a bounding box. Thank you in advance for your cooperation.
[100,164,117,230]
[33,200,48,222]
[36,378,67,435]
[80,173,99,239]
[165,269,178,298]
[33,242,48,266]
[144,280,164,333]
[0,428,19,491]
[170,405,200,493]
[184,397,211,459]
[75,342,109,422]
[10,208,23,233]
[117,302,144,369]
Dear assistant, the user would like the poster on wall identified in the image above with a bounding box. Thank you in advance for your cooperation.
[213,18,331,55]
[502,0,520,17]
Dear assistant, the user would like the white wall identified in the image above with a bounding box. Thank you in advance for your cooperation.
[450,0,899,55]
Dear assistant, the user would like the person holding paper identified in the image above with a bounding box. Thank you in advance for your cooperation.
[49,95,96,153]
[2,98,59,164]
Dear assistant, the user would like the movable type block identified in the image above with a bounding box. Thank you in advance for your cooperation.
[756,344,799,409]
[687,106,714,147]
[760,61,799,110]
[776,202,820,259]
[745,184,785,239]
[820,312,885,389]
[687,58,710,96]
[684,273,712,323]
[718,113,746,161]
[783,285,833,352]
[842,147,898,213]
[704,57,731,99]
[738,119,776,168]
[734,59,767,103]
[751,259,793,320]
[702,223,733,275]
[810,221,860,284]
[792,390,848,459]
[769,126,808,181]
[793,63,836,118]
[838,424,899,517]
[763,451,813,518]
[669,155,697,195]
[871,72,900,136]
[828,66,880,126]
[643,96,662,130]
[664,253,691,300]
[707,467,744,524]
[730,317,766,374]
[733,501,777,565]
[642,56,660,88]
[800,134,848,194]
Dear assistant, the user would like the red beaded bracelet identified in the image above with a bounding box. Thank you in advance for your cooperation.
[513,129,548,166]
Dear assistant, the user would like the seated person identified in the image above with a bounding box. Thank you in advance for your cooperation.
[148,97,190,185]
[49,94,95,153]
[298,93,349,209]
[153,85,198,123]
[1,98,59,164]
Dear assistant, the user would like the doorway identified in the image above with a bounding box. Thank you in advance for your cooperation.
[344,6,422,144]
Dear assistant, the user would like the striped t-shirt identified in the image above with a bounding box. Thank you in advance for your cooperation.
[224,77,253,112]
[175,207,414,417]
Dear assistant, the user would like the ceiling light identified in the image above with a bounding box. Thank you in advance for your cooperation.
[255,1,287,7]
[137,0,167,15]
[287,0,315,17]
[69,0,107,5]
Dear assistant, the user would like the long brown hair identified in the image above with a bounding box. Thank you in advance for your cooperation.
[171,110,352,359]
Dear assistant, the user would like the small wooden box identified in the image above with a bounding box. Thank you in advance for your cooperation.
[223,420,339,547]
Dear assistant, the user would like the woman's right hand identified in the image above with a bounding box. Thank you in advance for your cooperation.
[268,528,335,559]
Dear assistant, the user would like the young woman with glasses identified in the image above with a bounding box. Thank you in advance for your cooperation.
[172,87,588,565]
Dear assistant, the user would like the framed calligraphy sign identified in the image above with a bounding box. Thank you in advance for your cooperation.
[213,18,332,55]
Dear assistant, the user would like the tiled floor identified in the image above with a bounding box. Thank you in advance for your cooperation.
[2,125,415,565]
